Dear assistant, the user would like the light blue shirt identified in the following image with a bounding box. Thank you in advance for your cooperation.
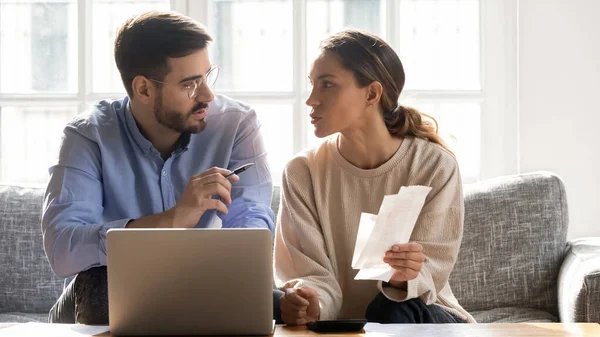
[42,95,275,284]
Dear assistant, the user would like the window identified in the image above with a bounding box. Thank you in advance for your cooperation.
[0,0,517,184]
[205,0,502,183]
[0,0,171,184]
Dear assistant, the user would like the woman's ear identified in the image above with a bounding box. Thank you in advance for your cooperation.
[131,76,154,104]
[366,81,383,106]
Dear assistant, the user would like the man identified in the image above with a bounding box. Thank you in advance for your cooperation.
[42,11,280,324]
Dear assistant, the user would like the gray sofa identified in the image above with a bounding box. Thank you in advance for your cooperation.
[1,171,598,323]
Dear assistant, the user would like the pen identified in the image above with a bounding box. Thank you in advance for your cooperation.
[224,162,255,178]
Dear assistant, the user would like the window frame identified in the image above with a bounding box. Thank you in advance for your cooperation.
[0,0,518,183]
[0,0,184,182]
[192,0,519,183]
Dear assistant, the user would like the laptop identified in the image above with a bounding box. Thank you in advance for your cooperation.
[106,228,274,336]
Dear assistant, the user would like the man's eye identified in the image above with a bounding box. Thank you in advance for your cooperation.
[182,82,195,89]
[323,81,333,88]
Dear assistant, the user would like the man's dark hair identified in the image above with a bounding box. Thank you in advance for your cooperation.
[114,11,212,97]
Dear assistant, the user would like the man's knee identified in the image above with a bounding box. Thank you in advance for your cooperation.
[74,266,109,325]
[273,289,284,324]
[49,275,79,323]
[48,285,76,324]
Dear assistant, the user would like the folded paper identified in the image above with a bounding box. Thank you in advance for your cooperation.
[352,185,432,281]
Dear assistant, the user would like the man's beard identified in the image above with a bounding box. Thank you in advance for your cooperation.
[153,94,208,134]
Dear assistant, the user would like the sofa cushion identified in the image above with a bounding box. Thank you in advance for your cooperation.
[271,186,281,216]
[0,312,48,323]
[449,172,568,318]
[0,184,63,314]
[471,307,558,323]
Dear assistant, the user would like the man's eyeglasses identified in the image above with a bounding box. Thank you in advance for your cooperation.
[148,66,219,99]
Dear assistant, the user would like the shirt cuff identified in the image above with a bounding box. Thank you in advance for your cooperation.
[377,277,419,302]
[98,218,133,265]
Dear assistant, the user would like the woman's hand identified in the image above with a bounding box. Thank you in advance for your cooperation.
[383,242,425,288]
[280,286,320,326]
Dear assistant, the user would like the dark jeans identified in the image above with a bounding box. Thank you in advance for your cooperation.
[365,292,466,323]
[49,267,109,324]
[49,266,285,324]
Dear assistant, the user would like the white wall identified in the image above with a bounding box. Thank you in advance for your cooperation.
[518,0,600,239]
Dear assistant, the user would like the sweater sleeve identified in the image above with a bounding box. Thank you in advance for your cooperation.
[273,157,343,320]
[379,157,464,304]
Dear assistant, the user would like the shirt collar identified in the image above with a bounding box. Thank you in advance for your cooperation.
[124,98,155,155]
[177,132,191,150]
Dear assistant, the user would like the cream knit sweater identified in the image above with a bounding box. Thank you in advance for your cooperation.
[274,136,475,323]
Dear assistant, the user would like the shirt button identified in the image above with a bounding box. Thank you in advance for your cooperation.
[162,170,167,176]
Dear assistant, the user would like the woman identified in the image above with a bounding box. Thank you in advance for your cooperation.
[274,30,475,325]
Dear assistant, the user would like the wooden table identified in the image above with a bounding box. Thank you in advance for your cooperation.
[0,322,599,336]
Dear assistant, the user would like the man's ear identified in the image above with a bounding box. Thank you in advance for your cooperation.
[131,76,154,104]
[366,81,383,106]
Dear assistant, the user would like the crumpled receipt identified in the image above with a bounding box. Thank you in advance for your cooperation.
[351,185,432,282]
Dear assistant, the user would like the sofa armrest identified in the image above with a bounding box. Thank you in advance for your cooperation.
[558,237,600,323]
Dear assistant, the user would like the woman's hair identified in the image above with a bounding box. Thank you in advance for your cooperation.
[319,29,453,154]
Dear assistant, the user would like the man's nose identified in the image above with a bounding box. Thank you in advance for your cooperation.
[195,83,215,102]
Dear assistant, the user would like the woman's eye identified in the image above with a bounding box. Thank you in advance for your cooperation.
[323,81,333,88]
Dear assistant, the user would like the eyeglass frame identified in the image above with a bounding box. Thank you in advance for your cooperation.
[146,65,220,99]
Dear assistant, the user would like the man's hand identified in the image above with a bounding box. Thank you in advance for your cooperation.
[126,167,239,229]
[168,167,239,228]
[280,286,320,326]
[384,242,425,288]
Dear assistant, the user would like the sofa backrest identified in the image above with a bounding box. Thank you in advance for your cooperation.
[0,172,568,316]
[271,186,281,218]
[449,172,569,317]
[0,184,63,314]
[272,172,569,316]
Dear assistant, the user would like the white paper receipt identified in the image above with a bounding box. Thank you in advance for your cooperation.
[351,185,432,282]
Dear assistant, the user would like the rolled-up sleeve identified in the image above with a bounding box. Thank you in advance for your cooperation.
[378,162,464,304]
[219,109,274,233]
[42,127,130,279]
